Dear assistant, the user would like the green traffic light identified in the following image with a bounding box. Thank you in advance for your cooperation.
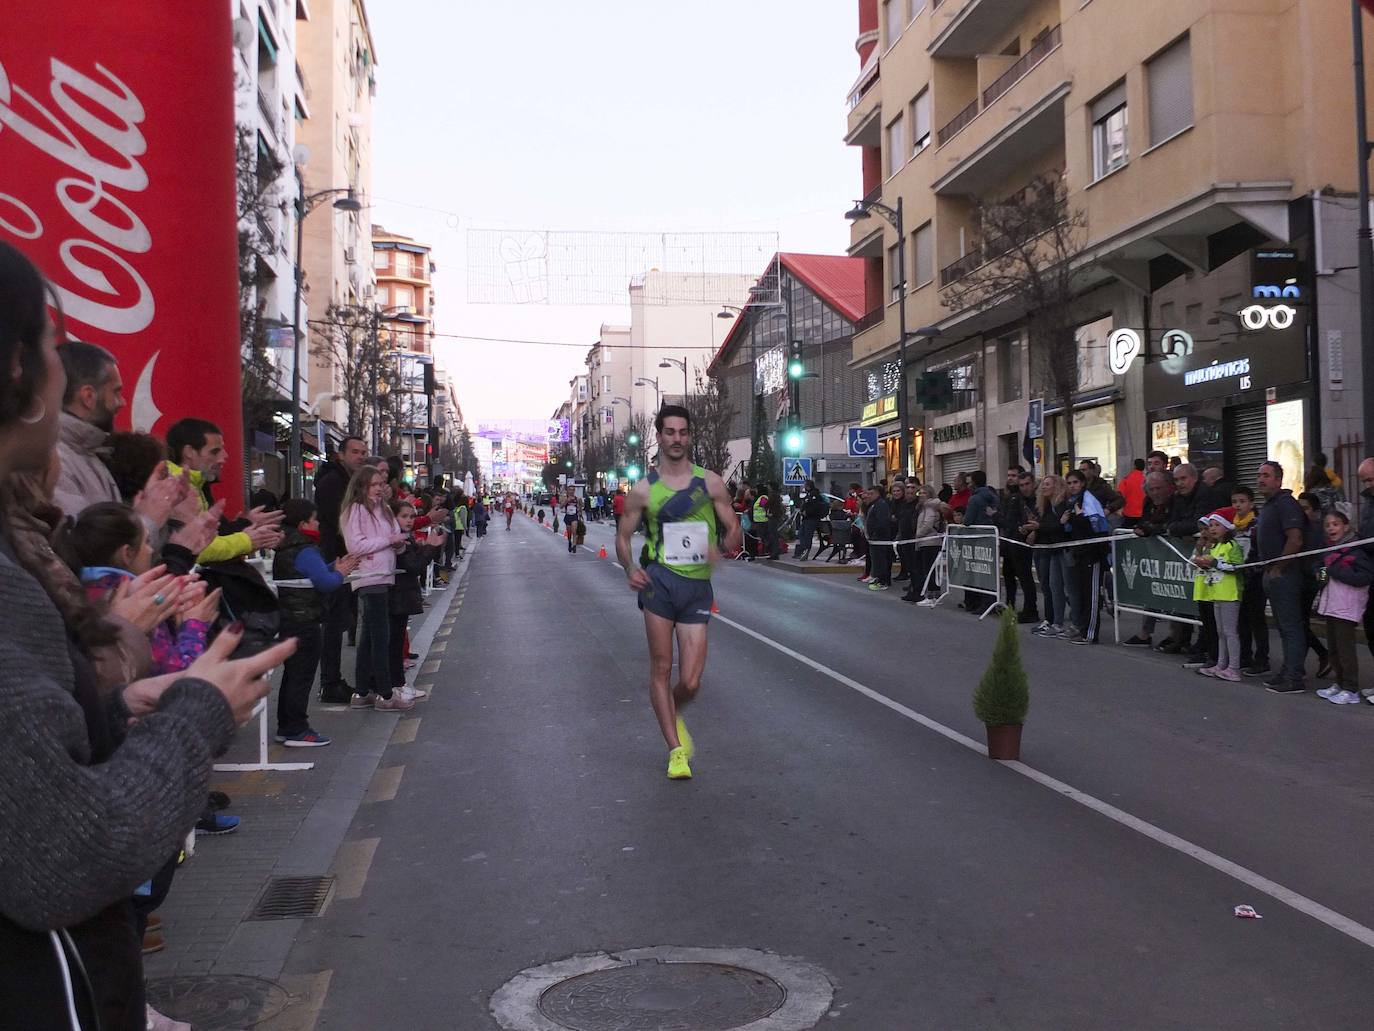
[565,460,573,468]
[627,464,641,479]
[784,429,802,453]
[627,433,639,445]
[788,359,804,379]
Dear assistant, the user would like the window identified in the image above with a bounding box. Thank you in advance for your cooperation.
[393,284,414,310]
[1147,34,1192,147]
[601,374,611,393]
[888,242,904,302]
[373,249,388,270]
[1090,82,1128,180]
[375,285,389,306]
[884,0,902,47]
[998,335,1023,403]
[912,222,933,288]
[909,0,926,21]
[911,88,931,154]
[886,114,906,176]
[1185,303,1202,327]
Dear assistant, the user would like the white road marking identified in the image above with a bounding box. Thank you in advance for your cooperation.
[713,612,1374,951]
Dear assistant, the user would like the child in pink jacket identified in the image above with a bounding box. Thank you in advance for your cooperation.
[1314,507,1374,706]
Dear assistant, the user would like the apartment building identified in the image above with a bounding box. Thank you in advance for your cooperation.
[846,0,1373,488]
[232,0,307,490]
[628,271,754,453]
[586,323,634,446]
[297,0,377,436]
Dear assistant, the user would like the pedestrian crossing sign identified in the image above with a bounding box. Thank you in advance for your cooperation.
[783,458,812,485]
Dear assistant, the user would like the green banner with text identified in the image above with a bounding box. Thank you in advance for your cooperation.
[1112,534,1199,620]
[944,525,1000,597]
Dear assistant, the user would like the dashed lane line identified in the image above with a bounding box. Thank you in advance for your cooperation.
[332,838,379,900]
[389,718,420,745]
[712,611,1374,952]
[362,764,404,804]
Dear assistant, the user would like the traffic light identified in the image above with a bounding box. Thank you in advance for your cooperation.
[564,459,573,469]
[626,463,641,480]
[783,421,803,455]
[627,431,640,446]
[787,338,804,379]
[302,459,315,473]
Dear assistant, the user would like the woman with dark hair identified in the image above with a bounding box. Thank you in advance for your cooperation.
[0,242,297,1031]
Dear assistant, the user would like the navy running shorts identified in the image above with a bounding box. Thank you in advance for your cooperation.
[637,562,714,625]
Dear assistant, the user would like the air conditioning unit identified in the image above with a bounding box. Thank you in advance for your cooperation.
[344,247,356,265]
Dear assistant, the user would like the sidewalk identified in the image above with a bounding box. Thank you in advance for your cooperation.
[142,542,475,1027]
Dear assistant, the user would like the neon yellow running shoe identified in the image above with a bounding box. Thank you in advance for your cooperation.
[666,746,692,780]
[675,715,694,759]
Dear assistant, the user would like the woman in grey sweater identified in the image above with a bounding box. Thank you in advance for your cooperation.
[0,242,297,1029]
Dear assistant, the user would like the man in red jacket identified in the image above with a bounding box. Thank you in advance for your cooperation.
[1118,458,1146,528]
[612,489,626,526]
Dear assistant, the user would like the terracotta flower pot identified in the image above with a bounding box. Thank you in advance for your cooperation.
[984,723,1022,760]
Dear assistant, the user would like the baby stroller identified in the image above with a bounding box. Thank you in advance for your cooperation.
[735,510,760,561]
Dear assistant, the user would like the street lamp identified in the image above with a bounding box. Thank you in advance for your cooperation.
[634,376,662,416]
[846,196,911,475]
[290,175,362,498]
[658,357,689,401]
[368,304,423,455]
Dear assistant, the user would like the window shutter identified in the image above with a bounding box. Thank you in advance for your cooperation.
[1147,35,1192,146]
[1090,81,1127,123]
[913,223,934,286]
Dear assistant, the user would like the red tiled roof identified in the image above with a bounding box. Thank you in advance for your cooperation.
[708,253,866,374]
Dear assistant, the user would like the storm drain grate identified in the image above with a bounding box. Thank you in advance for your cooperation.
[248,875,335,920]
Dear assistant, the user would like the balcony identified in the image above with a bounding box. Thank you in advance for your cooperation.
[937,99,978,147]
[256,87,276,130]
[852,306,884,335]
[929,0,1039,59]
[933,35,1068,198]
[982,24,1060,107]
[939,251,983,288]
[845,55,882,148]
[935,24,1061,151]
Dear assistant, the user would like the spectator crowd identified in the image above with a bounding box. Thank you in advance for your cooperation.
[0,242,482,1030]
[728,448,1374,707]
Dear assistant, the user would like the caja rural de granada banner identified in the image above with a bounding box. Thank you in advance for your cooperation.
[1112,534,1200,621]
[0,6,245,511]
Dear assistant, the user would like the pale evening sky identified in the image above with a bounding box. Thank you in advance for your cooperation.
[366,0,860,428]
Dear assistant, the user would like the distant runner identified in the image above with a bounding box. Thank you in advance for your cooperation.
[616,405,741,780]
[504,492,515,531]
[562,488,581,554]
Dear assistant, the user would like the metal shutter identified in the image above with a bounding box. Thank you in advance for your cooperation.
[1224,404,1267,493]
[1147,35,1192,146]
[939,449,980,483]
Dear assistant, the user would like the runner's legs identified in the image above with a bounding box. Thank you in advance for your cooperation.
[644,610,682,748]
[672,621,708,710]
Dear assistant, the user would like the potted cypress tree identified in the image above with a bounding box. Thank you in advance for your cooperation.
[972,607,1030,759]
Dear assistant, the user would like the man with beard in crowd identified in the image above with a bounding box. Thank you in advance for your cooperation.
[999,467,1039,623]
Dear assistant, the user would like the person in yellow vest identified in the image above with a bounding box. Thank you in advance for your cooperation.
[752,482,781,560]
[165,418,283,563]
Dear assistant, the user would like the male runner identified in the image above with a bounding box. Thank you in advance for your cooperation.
[504,491,515,531]
[616,405,741,780]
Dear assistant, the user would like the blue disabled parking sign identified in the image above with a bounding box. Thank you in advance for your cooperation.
[847,427,878,457]
[783,458,812,486]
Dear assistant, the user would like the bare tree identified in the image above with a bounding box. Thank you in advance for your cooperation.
[309,305,385,440]
[686,368,736,475]
[235,124,288,440]
[940,173,1086,462]
[745,399,778,487]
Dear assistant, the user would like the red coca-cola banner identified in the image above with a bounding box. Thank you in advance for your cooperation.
[1,5,245,512]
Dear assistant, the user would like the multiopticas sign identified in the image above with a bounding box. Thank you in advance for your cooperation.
[1184,357,1250,388]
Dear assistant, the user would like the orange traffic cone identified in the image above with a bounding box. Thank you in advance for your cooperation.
[598,545,607,559]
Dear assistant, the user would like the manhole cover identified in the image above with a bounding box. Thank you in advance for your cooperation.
[145,975,290,1029]
[539,960,784,1030]
[492,946,834,1031]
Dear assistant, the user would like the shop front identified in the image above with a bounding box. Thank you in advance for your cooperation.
[858,357,905,477]
[1143,300,1311,494]
[929,417,979,486]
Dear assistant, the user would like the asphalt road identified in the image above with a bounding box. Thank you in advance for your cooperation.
[282,513,1374,1030]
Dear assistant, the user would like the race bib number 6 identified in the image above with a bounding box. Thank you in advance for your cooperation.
[664,521,710,565]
